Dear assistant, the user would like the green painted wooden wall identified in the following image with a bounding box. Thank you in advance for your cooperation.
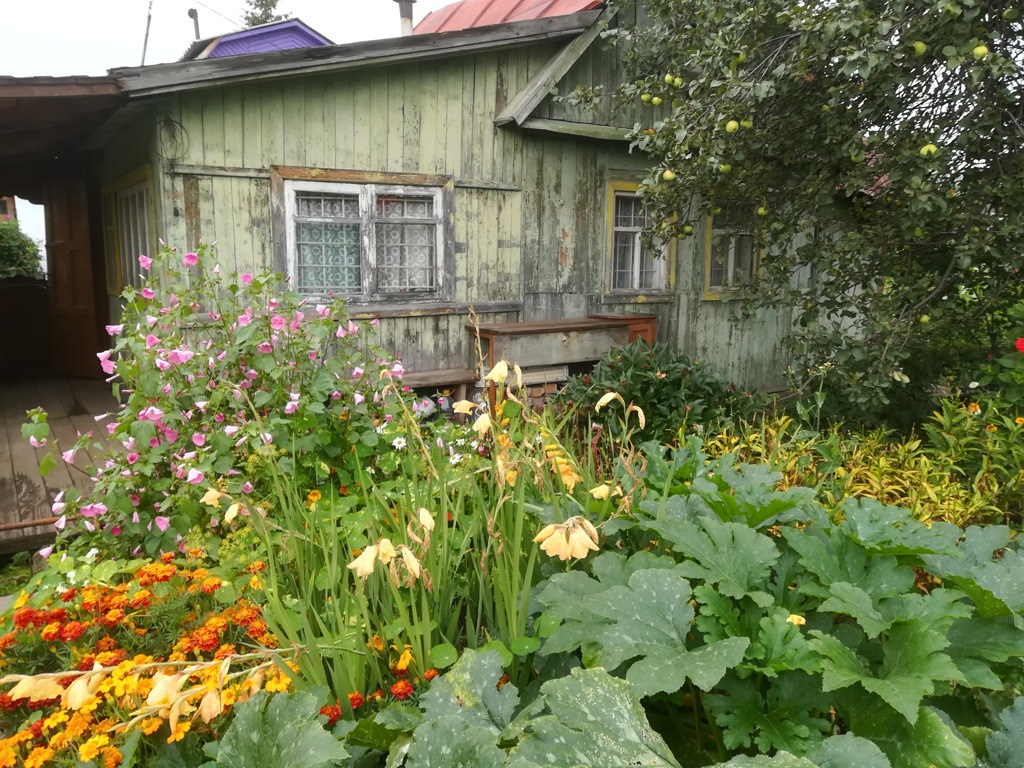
[113,28,795,389]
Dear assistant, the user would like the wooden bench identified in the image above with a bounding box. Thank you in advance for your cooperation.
[400,368,478,402]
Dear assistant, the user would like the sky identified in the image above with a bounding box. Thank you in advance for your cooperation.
[2,0,455,260]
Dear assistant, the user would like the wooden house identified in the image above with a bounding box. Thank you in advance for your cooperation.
[1,2,799,395]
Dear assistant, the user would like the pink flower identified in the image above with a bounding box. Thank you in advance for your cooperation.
[164,429,179,443]
[54,515,66,531]
[83,521,95,532]
[187,468,204,484]
[192,433,206,447]
[271,315,287,330]
[80,503,107,518]
[224,425,239,436]
[242,482,254,493]
[146,315,158,326]
[154,516,170,532]
[336,325,347,339]
[29,436,46,448]
[330,390,341,400]
[155,358,171,371]
[352,367,364,378]
[285,401,300,415]
[183,252,198,266]
[145,334,160,348]
[139,255,152,269]
[354,392,365,405]
[97,350,116,375]
[127,452,140,464]
[62,448,76,464]
[105,324,123,336]
[130,495,141,507]
[257,342,273,354]
[238,313,251,327]
[370,318,379,326]
[241,273,253,285]
[316,304,330,317]
[261,432,273,446]
[391,361,404,377]
[214,264,221,274]
[132,511,140,523]
[141,287,156,299]
[167,348,194,365]
[111,526,122,536]
[38,546,53,559]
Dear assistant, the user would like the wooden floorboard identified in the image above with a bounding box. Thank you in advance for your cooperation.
[0,377,117,555]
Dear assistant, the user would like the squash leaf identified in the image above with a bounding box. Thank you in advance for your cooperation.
[846,700,974,768]
[418,649,518,732]
[979,696,1024,768]
[404,716,508,768]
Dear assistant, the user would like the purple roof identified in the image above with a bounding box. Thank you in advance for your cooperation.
[181,19,333,61]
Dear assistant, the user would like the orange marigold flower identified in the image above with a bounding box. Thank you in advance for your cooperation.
[12,607,39,629]
[214,644,237,660]
[129,589,153,610]
[423,669,439,681]
[40,621,61,642]
[496,673,510,690]
[348,691,364,709]
[60,588,77,602]
[368,689,384,703]
[320,701,342,726]
[1016,416,1024,427]
[247,561,267,574]
[136,563,177,587]
[0,631,16,651]
[59,621,86,643]
[102,747,123,768]
[24,746,54,768]
[967,402,981,412]
[987,423,998,432]
[187,547,204,559]
[200,577,222,594]
[160,552,175,563]
[141,717,163,735]
[307,489,322,504]
[390,680,415,700]
[65,713,91,739]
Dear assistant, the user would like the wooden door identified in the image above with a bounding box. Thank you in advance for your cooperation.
[46,179,102,378]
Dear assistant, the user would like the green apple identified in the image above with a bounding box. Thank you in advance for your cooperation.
[683,225,693,234]
[1004,9,1019,20]
[914,226,924,237]
[919,314,931,323]
[640,93,652,103]
[673,77,683,87]
[662,169,676,181]
[757,206,767,216]
[740,118,754,129]
[665,73,675,84]
[719,164,732,173]
[920,143,938,157]
[821,104,830,112]
[912,40,927,55]
[973,44,989,58]
[737,52,747,63]
[725,120,739,133]
[651,96,663,106]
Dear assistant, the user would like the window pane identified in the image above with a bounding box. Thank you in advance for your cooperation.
[733,234,755,282]
[377,195,434,219]
[297,222,361,294]
[116,185,148,290]
[611,231,637,290]
[709,239,728,290]
[640,253,665,291]
[376,221,436,292]
[297,193,359,220]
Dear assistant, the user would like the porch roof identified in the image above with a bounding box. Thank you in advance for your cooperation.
[0,76,125,198]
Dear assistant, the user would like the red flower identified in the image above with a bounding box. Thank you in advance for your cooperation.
[320,701,342,726]
[1016,338,1024,353]
[368,689,384,703]
[60,622,86,643]
[348,691,364,709]
[423,669,439,681]
[390,680,415,700]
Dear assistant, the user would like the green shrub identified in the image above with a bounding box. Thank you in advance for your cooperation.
[0,217,42,279]
[557,338,761,442]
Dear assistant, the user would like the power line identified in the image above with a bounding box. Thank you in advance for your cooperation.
[187,0,244,29]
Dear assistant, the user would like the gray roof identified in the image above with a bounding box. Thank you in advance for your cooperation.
[110,11,600,97]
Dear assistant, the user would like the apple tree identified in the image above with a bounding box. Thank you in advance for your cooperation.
[611,0,1023,423]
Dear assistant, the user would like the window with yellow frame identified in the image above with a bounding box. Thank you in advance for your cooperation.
[605,182,673,295]
[704,206,759,299]
[103,167,153,295]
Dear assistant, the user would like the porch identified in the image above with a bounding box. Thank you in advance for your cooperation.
[0,377,116,555]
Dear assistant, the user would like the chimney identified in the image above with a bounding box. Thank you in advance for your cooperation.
[187,8,201,40]
[393,0,417,36]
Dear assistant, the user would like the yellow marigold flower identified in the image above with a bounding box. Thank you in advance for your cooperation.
[79,734,110,762]
[986,423,998,432]
[248,575,263,591]
[24,746,54,768]
[505,469,518,487]
[1016,417,1024,427]
[967,402,981,412]
[307,489,322,504]
[221,687,237,707]
[265,672,290,693]
[368,634,385,652]
[167,722,191,744]
[141,717,163,735]
[787,614,807,626]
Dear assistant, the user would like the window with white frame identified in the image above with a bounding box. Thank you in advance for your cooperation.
[115,181,150,290]
[706,207,757,294]
[284,180,445,302]
[609,190,667,293]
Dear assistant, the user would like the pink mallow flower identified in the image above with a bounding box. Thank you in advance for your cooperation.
[105,324,123,336]
[241,273,253,285]
[271,315,287,331]
[80,503,107,518]
[97,351,116,375]
[154,516,170,531]
[141,288,155,299]
[192,433,206,447]
[183,252,198,266]
[257,342,273,354]
[145,334,160,348]
[139,255,152,269]
[187,468,204,484]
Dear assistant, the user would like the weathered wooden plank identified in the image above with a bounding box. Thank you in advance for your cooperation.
[231,177,254,274]
[272,166,451,187]
[282,81,306,167]
[304,76,327,167]
[386,67,405,173]
[221,87,243,167]
[198,175,216,250]
[520,118,629,141]
[209,176,236,270]
[178,93,206,166]
[368,69,389,170]
[352,74,372,169]
[201,88,228,165]
[260,82,284,169]
[240,82,263,170]
[439,57,461,176]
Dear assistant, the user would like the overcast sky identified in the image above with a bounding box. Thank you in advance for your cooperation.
[3,0,455,253]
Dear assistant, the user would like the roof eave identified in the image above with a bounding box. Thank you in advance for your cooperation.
[113,11,600,98]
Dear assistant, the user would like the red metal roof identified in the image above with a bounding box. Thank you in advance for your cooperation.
[415,0,602,34]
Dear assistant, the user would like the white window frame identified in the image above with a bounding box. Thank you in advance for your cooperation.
[608,189,668,295]
[284,179,446,303]
[115,181,150,291]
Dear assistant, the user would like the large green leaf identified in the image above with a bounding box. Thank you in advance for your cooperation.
[212,690,348,768]
[418,650,518,733]
[511,668,682,768]
[745,610,822,678]
[805,733,892,768]
[647,515,779,607]
[693,464,825,529]
[981,697,1024,768]
[404,716,509,768]
[539,566,748,697]
[847,700,974,768]
[706,672,830,753]
[837,498,961,556]
[809,621,962,724]
[710,755,818,767]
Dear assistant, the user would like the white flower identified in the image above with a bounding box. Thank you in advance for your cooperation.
[450,453,464,466]
[392,437,407,449]
[969,381,980,389]
[366,467,376,475]
[375,425,385,434]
